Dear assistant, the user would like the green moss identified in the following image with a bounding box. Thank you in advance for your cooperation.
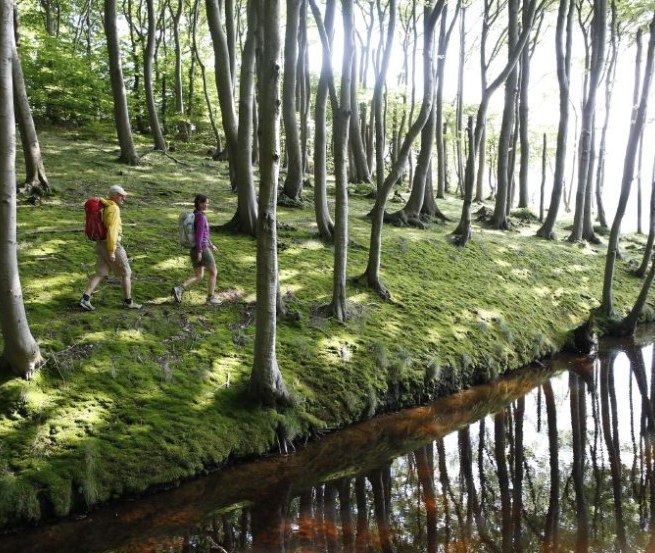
[0,130,648,529]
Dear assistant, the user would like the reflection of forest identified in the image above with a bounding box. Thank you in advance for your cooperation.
[5,337,655,553]
[176,339,655,553]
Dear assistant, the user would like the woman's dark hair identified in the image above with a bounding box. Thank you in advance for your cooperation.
[194,194,208,209]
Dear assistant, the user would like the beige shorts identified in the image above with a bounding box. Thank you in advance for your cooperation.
[94,241,131,278]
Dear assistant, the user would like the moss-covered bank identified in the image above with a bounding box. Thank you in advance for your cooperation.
[0,130,648,531]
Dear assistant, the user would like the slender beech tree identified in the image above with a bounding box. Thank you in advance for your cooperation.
[0,0,43,379]
[206,0,239,187]
[600,11,655,319]
[144,0,167,151]
[169,0,187,140]
[536,0,574,239]
[281,0,304,202]
[543,381,560,551]
[435,0,460,199]
[222,0,258,236]
[595,0,619,230]
[371,0,396,193]
[311,0,336,241]
[13,10,48,196]
[249,0,290,406]
[636,159,655,278]
[491,0,522,230]
[568,0,606,243]
[104,0,139,165]
[309,0,354,321]
[452,0,537,246]
[359,1,444,298]
[349,47,371,183]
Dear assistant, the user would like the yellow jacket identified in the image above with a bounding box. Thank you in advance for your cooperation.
[100,198,122,253]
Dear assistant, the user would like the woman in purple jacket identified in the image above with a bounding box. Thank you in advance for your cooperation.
[172,194,221,305]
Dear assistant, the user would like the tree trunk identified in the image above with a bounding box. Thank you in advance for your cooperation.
[0,0,43,379]
[360,2,443,298]
[348,48,371,183]
[144,0,167,151]
[281,0,303,201]
[223,0,258,236]
[310,0,335,240]
[327,0,354,321]
[206,0,239,187]
[600,13,655,318]
[103,0,139,165]
[536,0,574,239]
[491,0,519,230]
[568,0,606,243]
[12,30,49,195]
[170,0,187,140]
[372,0,396,192]
[453,0,537,245]
[517,0,533,209]
[249,0,290,407]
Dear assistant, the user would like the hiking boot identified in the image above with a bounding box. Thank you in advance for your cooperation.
[124,300,143,309]
[80,297,95,311]
[172,286,183,304]
[206,295,222,306]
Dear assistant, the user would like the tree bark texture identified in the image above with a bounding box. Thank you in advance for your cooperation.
[249,0,290,407]
[281,0,303,201]
[0,0,43,379]
[103,0,139,165]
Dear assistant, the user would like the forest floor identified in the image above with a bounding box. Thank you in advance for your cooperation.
[0,128,649,531]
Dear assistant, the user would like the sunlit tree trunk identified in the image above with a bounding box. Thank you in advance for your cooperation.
[144,0,167,151]
[372,0,396,192]
[600,13,655,318]
[206,0,238,187]
[453,0,537,246]
[170,0,187,140]
[491,0,520,230]
[311,0,335,240]
[104,0,139,165]
[0,0,43,379]
[249,0,290,407]
[360,2,443,298]
[223,0,258,236]
[281,0,303,201]
[12,19,48,196]
[536,0,573,239]
[568,0,605,243]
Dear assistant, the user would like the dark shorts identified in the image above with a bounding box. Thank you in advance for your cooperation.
[191,247,216,269]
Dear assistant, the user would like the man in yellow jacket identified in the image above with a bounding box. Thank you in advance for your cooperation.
[80,185,142,310]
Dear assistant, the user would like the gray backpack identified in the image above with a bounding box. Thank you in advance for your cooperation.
[178,211,195,248]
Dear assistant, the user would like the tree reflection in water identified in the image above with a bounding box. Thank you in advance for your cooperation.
[176,340,655,553]
[7,334,655,553]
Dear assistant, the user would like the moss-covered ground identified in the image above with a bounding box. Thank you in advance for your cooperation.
[0,129,648,530]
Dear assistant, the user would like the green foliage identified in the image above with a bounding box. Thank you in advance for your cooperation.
[0,130,648,529]
[20,32,113,125]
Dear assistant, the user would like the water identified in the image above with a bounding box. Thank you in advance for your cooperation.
[4,327,655,553]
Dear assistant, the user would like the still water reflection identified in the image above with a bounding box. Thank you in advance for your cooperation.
[4,329,655,553]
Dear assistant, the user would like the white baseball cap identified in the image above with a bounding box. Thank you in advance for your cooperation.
[108,184,128,197]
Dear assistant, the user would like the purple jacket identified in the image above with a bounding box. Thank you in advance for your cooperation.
[194,210,211,250]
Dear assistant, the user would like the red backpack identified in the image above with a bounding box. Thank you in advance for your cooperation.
[84,198,107,241]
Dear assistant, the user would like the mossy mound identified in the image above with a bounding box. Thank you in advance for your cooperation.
[0,130,647,530]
